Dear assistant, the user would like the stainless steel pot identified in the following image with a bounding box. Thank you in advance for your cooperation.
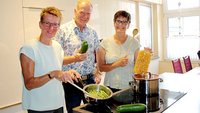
[131,72,163,96]
[137,95,160,112]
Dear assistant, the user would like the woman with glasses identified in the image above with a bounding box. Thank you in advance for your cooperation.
[97,10,141,92]
[19,6,80,113]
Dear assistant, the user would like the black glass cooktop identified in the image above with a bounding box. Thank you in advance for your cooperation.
[74,88,186,113]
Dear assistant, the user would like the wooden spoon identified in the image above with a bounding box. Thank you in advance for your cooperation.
[126,28,139,55]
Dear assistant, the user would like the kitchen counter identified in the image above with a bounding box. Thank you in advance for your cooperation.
[159,67,200,113]
[73,67,200,113]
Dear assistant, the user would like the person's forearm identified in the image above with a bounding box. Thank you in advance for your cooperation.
[63,56,77,65]
[24,73,51,90]
[99,63,118,72]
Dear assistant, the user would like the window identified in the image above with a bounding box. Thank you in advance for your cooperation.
[119,0,136,36]
[118,1,153,50]
[139,4,152,48]
[167,0,199,10]
[164,0,200,60]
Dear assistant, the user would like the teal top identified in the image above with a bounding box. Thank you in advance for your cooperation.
[19,39,64,111]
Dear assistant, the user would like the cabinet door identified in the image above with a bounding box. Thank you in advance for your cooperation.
[0,0,23,108]
[23,0,67,10]
[23,0,75,42]
[23,8,41,42]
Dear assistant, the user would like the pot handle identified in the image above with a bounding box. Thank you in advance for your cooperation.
[129,80,136,86]
[129,81,138,91]
[77,78,86,88]
[148,72,152,79]
[159,78,164,82]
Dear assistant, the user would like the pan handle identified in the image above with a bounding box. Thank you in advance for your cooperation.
[112,87,130,97]
[68,81,90,95]
[77,78,86,88]
[68,81,101,99]
[159,78,164,82]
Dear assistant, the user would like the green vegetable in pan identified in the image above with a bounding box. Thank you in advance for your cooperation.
[88,90,109,99]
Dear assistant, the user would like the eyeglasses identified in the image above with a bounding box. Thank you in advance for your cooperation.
[115,20,129,25]
[42,21,60,28]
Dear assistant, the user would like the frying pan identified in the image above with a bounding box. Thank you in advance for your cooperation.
[68,80,113,104]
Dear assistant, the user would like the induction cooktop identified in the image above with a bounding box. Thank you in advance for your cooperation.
[73,88,186,113]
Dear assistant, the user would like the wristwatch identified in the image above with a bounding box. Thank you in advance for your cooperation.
[48,73,52,79]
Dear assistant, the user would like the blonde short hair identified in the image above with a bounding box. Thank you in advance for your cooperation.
[40,6,62,22]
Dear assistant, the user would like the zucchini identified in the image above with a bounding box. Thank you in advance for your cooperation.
[116,103,146,113]
[80,40,88,53]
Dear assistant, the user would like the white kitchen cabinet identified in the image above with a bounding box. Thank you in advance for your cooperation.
[0,0,24,108]
[0,0,73,109]
[23,0,68,10]
[22,0,75,42]
[135,0,162,4]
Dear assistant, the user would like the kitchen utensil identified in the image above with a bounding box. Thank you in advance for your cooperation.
[138,95,160,112]
[126,28,139,55]
[77,78,85,88]
[83,84,113,104]
[111,87,135,104]
[130,72,163,96]
[112,87,130,97]
[68,81,91,96]
[133,28,139,38]
[68,81,110,100]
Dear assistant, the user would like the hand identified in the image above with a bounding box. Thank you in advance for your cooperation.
[115,56,129,67]
[144,47,153,54]
[50,70,66,81]
[67,69,81,83]
[61,71,74,83]
[49,70,81,83]
[74,53,87,62]
[94,75,101,84]
[49,70,73,83]
[93,68,102,84]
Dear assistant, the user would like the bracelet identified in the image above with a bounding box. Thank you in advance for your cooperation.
[48,74,52,79]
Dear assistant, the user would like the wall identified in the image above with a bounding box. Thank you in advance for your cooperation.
[159,60,200,74]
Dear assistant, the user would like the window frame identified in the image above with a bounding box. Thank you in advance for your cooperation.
[139,3,153,49]
[136,2,158,59]
[163,0,200,60]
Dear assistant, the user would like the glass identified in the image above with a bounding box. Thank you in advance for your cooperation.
[115,20,129,25]
[79,11,91,17]
[42,21,60,28]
